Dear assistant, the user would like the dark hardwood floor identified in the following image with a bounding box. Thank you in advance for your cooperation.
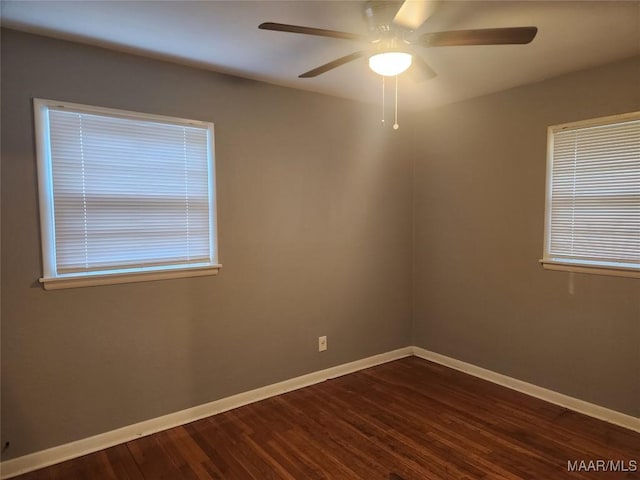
[14,356,640,479]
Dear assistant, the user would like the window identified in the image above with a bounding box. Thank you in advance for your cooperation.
[34,99,220,289]
[541,112,639,278]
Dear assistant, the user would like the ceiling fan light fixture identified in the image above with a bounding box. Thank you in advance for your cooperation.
[368,51,412,76]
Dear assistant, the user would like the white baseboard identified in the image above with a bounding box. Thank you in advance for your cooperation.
[412,346,640,433]
[3,346,638,479]
[0,347,412,480]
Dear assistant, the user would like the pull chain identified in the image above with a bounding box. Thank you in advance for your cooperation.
[393,75,399,130]
[381,76,385,125]
[380,75,400,130]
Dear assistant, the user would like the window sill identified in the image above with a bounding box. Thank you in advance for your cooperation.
[539,260,640,279]
[40,264,222,290]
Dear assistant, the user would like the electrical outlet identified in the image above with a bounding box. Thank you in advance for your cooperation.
[318,335,327,352]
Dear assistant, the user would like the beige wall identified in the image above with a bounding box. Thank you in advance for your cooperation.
[0,29,413,459]
[412,56,640,417]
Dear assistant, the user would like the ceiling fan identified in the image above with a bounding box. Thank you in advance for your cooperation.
[258,0,538,81]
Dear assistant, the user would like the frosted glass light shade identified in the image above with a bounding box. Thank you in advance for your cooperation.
[368,52,412,76]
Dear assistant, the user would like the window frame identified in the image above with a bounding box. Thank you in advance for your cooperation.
[34,98,221,290]
[541,111,640,279]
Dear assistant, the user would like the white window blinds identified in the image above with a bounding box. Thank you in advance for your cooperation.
[35,100,218,287]
[543,113,640,274]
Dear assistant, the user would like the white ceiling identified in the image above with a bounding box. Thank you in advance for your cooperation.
[2,0,639,111]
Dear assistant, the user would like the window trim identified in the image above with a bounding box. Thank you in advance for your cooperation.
[540,111,640,279]
[34,99,221,289]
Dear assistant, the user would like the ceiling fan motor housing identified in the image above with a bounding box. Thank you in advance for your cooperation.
[364,1,404,36]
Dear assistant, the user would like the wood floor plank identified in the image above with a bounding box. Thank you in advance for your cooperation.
[12,357,640,479]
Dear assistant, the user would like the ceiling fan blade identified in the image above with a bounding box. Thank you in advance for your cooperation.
[408,55,437,82]
[418,26,538,47]
[259,22,368,41]
[393,0,439,30]
[299,51,369,78]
